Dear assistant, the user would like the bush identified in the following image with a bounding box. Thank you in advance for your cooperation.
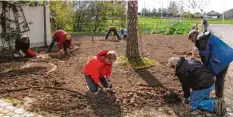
[157,22,191,35]
[169,23,191,35]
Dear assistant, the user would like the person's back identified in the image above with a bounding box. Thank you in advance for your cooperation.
[169,57,226,116]
[175,57,215,91]
[203,33,233,75]
[109,26,116,31]
[54,29,67,42]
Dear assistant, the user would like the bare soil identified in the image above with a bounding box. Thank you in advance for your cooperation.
[0,35,216,117]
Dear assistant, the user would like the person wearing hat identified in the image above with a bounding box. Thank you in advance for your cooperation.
[14,35,37,58]
[167,57,226,116]
[47,29,71,54]
[188,30,233,98]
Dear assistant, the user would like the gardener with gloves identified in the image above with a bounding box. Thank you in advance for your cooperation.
[14,35,37,58]
[105,26,121,40]
[188,30,233,98]
[47,29,71,54]
[84,50,117,94]
[167,57,226,116]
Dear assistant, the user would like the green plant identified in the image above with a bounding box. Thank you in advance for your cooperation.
[156,22,191,35]
[117,55,156,69]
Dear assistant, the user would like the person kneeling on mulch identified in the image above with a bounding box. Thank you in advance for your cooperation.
[167,57,226,116]
[84,50,117,94]
[14,35,37,58]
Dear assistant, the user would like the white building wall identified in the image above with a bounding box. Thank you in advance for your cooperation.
[0,4,51,48]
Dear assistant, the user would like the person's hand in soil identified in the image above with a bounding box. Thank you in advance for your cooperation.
[183,103,191,112]
[100,87,111,93]
[59,49,65,54]
[182,98,191,112]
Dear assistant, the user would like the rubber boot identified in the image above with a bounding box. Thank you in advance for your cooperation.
[214,98,226,116]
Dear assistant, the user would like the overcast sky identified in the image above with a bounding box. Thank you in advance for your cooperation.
[138,0,233,13]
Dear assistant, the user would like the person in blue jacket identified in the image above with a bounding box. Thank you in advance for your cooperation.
[120,27,128,40]
[188,30,233,98]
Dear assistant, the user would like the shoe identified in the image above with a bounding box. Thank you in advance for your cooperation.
[214,98,226,116]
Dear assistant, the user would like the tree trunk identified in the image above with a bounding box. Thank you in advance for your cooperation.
[126,0,140,60]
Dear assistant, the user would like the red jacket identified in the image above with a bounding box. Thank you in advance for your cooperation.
[53,30,71,49]
[84,50,112,83]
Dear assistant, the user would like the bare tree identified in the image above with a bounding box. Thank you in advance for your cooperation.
[167,1,178,16]
[126,0,140,60]
[188,0,210,14]
[177,0,184,20]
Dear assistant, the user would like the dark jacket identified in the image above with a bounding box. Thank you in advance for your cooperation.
[15,37,30,54]
[175,57,215,98]
[195,32,211,64]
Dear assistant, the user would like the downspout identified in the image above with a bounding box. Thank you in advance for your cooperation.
[43,4,47,46]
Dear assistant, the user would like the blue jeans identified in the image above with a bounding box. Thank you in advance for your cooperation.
[85,75,109,93]
[190,85,215,112]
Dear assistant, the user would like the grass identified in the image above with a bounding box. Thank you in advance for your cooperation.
[70,17,233,35]
[117,55,156,69]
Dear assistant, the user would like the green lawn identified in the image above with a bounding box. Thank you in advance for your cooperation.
[70,17,233,35]
[105,17,233,31]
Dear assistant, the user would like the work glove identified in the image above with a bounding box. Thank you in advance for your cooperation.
[183,98,190,104]
[59,49,64,54]
[64,49,69,54]
[100,87,111,93]
[19,50,25,57]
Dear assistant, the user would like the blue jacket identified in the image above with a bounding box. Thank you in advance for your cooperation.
[205,34,233,75]
[120,29,127,35]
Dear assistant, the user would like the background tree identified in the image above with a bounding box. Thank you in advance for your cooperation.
[126,0,140,60]
[72,1,126,33]
[177,0,184,20]
[151,8,157,17]
[49,1,75,32]
[187,0,210,14]
[73,0,90,32]
[167,1,178,17]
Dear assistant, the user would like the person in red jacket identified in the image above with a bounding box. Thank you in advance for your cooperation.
[84,50,117,94]
[47,29,71,54]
